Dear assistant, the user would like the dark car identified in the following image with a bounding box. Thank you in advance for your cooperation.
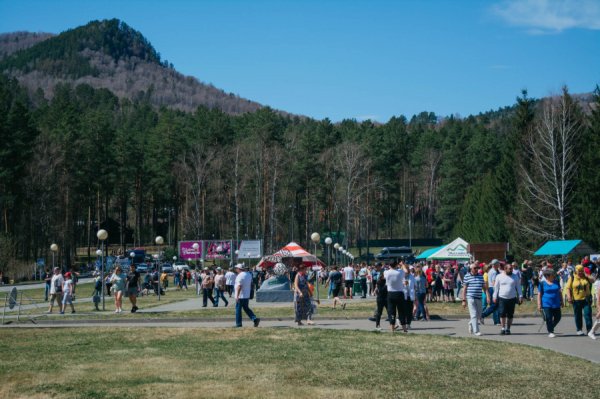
[375,247,414,262]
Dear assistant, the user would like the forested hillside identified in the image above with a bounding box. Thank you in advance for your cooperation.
[0,19,263,114]
[1,71,599,273]
[0,19,599,275]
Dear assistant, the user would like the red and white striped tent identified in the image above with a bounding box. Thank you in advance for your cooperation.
[257,242,325,269]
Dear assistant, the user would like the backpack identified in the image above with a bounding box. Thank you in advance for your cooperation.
[54,277,62,293]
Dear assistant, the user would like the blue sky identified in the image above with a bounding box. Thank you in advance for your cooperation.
[0,0,599,122]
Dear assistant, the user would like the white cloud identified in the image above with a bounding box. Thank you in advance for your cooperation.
[492,0,600,33]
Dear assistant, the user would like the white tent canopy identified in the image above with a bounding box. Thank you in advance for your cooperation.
[428,237,471,260]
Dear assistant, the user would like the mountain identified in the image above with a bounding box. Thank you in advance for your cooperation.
[0,19,263,115]
[0,31,55,58]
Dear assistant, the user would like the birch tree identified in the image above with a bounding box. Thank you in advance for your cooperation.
[517,88,583,240]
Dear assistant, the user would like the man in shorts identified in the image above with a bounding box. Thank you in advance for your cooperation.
[493,263,522,335]
[126,263,141,313]
[326,266,346,310]
[343,263,355,299]
[47,267,64,313]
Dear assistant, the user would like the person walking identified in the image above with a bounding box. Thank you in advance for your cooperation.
[294,264,313,325]
[225,268,236,297]
[43,268,52,301]
[400,264,415,330]
[588,276,600,339]
[373,266,388,330]
[462,263,487,336]
[326,265,346,310]
[201,268,216,307]
[566,265,593,336]
[126,264,141,313]
[384,262,406,333]
[234,263,260,328]
[414,266,429,321]
[443,266,456,303]
[214,268,229,307]
[47,267,64,314]
[493,263,522,335]
[358,263,368,298]
[110,266,126,314]
[482,260,501,325]
[343,263,355,300]
[60,272,76,314]
[537,268,563,338]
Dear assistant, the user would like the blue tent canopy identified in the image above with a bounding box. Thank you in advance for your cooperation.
[533,240,594,256]
[416,246,445,260]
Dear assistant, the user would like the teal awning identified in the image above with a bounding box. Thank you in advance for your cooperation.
[416,246,445,259]
[533,240,594,256]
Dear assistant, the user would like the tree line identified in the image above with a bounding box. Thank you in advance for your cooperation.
[1,74,599,276]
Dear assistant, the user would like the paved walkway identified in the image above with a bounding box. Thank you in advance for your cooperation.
[2,314,598,363]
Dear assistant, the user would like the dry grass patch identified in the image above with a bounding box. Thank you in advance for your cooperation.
[0,328,598,398]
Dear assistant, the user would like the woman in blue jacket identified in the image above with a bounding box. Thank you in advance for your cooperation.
[537,268,563,338]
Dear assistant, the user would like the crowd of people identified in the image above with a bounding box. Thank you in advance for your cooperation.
[40,255,600,339]
[299,257,600,338]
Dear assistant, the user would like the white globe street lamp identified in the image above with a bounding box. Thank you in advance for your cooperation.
[50,243,58,270]
[310,232,321,300]
[155,236,165,300]
[192,242,200,295]
[96,229,108,310]
[324,237,332,267]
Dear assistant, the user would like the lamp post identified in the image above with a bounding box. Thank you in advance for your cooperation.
[50,243,58,270]
[311,232,321,301]
[193,242,200,296]
[97,229,108,311]
[325,237,332,268]
[333,243,340,265]
[406,204,414,249]
[339,246,345,267]
[155,236,164,301]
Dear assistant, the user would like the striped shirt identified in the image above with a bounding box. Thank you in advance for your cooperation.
[463,272,485,299]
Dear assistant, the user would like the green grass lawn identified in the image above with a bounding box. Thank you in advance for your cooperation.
[0,328,598,399]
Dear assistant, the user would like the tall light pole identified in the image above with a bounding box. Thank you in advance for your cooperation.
[406,204,414,249]
[334,243,340,266]
[97,229,108,311]
[311,232,321,301]
[155,236,164,301]
[339,246,345,267]
[50,243,58,270]
[193,242,200,296]
[325,237,332,268]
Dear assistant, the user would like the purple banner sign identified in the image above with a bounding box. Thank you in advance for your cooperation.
[179,241,203,261]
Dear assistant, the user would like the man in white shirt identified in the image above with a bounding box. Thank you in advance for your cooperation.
[493,263,522,335]
[384,262,406,332]
[47,267,64,313]
[225,268,236,297]
[234,263,260,328]
[343,264,355,299]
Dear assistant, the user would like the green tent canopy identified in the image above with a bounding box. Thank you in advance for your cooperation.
[533,240,595,256]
